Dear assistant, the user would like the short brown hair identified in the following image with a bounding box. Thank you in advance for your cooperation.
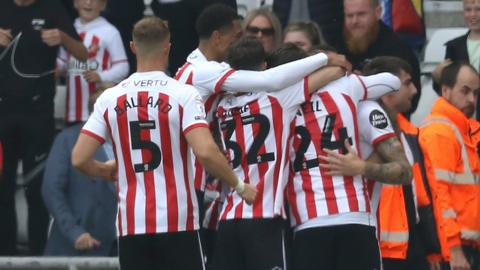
[363,56,412,77]
[132,16,170,55]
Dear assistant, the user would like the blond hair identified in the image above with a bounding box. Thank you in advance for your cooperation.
[243,8,282,49]
[132,16,170,55]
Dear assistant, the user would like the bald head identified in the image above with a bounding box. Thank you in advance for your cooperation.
[132,17,170,57]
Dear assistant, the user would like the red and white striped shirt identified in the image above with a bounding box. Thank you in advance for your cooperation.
[217,79,309,220]
[358,101,396,227]
[175,49,218,192]
[58,17,128,123]
[81,71,208,236]
[287,73,400,230]
[175,49,331,192]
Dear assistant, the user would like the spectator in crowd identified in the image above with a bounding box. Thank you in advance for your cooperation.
[419,62,480,270]
[72,17,256,270]
[283,21,324,52]
[102,0,144,75]
[443,0,480,119]
[332,0,421,115]
[273,0,344,46]
[42,89,117,256]
[58,0,129,125]
[243,8,282,53]
[0,0,87,255]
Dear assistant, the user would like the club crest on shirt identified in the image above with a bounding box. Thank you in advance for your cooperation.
[32,18,45,31]
[369,109,388,129]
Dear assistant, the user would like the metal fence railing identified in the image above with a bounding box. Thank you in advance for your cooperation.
[0,257,119,270]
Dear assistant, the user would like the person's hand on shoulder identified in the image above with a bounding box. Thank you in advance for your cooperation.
[326,52,352,73]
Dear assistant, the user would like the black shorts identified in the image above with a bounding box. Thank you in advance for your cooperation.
[293,224,381,270]
[213,218,287,270]
[118,231,205,270]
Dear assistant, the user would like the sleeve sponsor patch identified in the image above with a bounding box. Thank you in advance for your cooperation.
[369,109,388,129]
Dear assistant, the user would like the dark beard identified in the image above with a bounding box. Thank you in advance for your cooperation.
[343,22,380,55]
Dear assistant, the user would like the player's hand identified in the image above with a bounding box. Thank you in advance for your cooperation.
[450,246,470,270]
[0,28,12,47]
[326,52,352,73]
[319,139,365,176]
[239,183,257,205]
[74,232,101,250]
[83,70,101,83]
[41,28,62,46]
[103,160,118,181]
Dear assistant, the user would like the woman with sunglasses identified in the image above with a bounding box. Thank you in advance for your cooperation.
[243,8,282,53]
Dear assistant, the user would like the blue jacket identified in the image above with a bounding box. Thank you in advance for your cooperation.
[42,123,117,256]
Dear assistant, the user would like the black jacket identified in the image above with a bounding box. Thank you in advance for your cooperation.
[445,32,469,62]
[332,21,422,115]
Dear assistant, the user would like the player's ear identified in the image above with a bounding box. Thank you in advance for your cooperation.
[99,0,107,12]
[130,41,136,55]
[212,30,221,45]
[164,42,171,56]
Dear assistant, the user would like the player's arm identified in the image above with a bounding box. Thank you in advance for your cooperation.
[185,126,257,204]
[41,29,88,62]
[320,137,412,184]
[96,32,129,83]
[306,66,345,94]
[222,52,351,93]
[71,133,116,181]
[358,72,401,100]
[364,137,412,184]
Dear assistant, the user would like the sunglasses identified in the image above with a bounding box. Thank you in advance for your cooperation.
[246,26,275,36]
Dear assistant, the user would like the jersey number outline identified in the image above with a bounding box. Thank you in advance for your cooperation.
[220,113,275,169]
[293,114,352,172]
[129,120,162,173]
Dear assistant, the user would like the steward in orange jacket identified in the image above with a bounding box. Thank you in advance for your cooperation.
[419,62,480,270]
[378,114,449,263]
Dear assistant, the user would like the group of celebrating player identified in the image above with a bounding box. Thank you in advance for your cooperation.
[71,3,425,270]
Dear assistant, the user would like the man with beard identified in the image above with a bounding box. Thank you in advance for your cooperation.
[333,0,421,115]
[419,62,480,270]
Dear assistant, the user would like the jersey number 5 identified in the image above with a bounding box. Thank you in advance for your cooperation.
[130,120,161,173]
[221,114,275,169]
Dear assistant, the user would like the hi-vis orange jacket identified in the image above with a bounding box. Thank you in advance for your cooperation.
[379,114,448,260]
[419,97,480,250]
